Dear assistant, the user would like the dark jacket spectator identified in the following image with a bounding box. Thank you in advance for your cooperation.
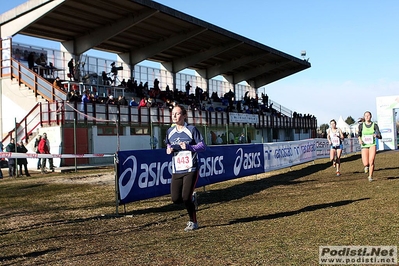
[27,52,35,69]
[17,141,30,177]
[6,138,16,177]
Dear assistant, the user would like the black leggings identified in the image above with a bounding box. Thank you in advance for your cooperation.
[171,171,199,223]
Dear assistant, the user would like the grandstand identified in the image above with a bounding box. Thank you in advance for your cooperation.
[0,0,315,167]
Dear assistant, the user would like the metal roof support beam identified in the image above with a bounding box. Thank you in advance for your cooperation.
[200,52,269,79]
[168,41,242,73]
[223,74,235,84]
[122,27,207,67]
[234,60,291,83]
[251,68,302,88]
[62,9,159,55]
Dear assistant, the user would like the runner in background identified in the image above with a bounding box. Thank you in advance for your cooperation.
[358,111,382,182]
[327,119,344,176]
[165,104,206,231]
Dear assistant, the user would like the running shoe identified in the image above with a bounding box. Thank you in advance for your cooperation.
[336,171,341,177]
[368,176,373,182]
[333,161,336,168]
[184,221,198,231]
[364,166,369,174]
[192,191,198,211]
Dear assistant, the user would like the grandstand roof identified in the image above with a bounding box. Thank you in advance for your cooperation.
[0,0,311,88]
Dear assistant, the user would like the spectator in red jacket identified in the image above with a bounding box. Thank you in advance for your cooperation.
[38,133,54,174]
[138,96,148,109]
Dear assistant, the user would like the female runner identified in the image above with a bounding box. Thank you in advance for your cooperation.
[358,111,382,182]
[166,104,206,231]
[327,119,344,176]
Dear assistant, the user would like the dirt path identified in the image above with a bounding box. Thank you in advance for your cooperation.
[49,172,115,185]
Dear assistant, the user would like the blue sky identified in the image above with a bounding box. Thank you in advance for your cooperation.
[2,0,399,126]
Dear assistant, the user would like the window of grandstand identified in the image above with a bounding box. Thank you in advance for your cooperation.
[130,127,149,135]
[97,126,123,136]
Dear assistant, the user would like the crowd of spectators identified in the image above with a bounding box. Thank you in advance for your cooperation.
[292,111,316,120]
[63,77,316,120]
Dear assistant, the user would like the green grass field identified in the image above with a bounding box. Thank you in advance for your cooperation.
[0,151,398,265]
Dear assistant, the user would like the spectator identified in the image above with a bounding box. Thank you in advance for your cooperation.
[143,81,149,92]
[35,53,47,66]
[138,97,148,109]
[90,93,99,103]
[102,71,112,85]
[118,96,128,105]
[5,138,16,177]
[81,90,90,104]
[66,90,79,102]
[150,136,158,149]
[126,79,133,92]
[165,98,174,110]
[137,81,144,97]
[38,133,54,174]
[216,135,223,144]
[147,98,154,107]
[110,62,118,84]
[48,62,55,77]
[154,78,160,90]
[35,53,49,76]
[17,141,30,177]
[133,80,138,92]
[129,97,139,107]
[106,95,115,105]
[27,52,35,70]
[185,81,192,96]
[68,58,75,80]
[80,91,90,112]
[262,93,269,107]
[195,86,203,103]
[239,133,246,144]
[34,135,42,170]
[53,76,62,90]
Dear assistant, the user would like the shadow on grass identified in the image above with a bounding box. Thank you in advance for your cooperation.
[0,248,61,264]
[374,166,399,171]
[227,197,370,226]
[201,153,363,204]
[128,154,363,216]
[0,214,116,237]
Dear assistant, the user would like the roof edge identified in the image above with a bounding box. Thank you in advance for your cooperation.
[0,0,53,25]
[133,0,308,64]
